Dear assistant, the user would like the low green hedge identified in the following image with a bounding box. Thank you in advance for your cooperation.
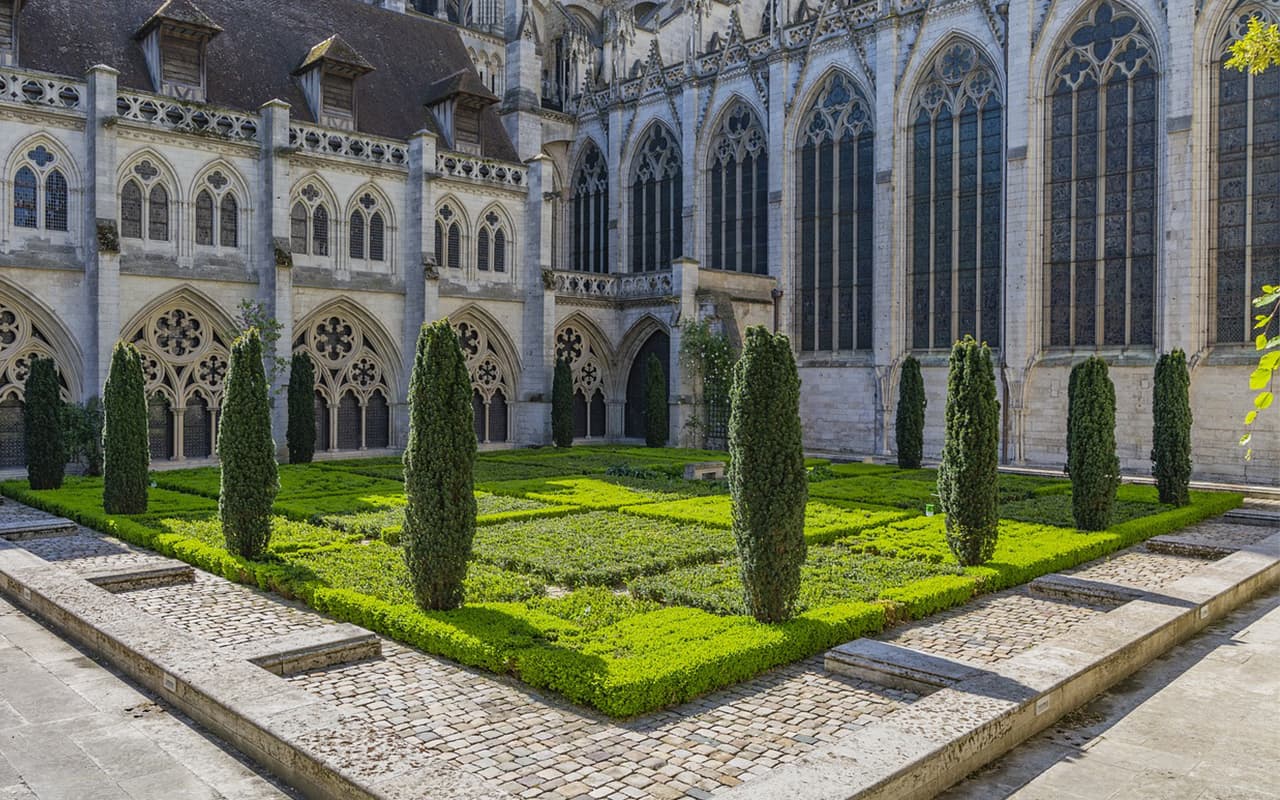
[482,477,683,510]
[618,495,913,545]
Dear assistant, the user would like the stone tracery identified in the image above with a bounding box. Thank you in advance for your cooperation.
[294,312,393,451]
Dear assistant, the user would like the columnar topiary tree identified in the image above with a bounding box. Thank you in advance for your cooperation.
[103,342,149,514]
[403,319,477,611]
[937,336,1000,566]
[644,353,668,448]
[728,326,807,623]
[24,356,65,490]
[218,327,279,558]
[1152,349,1192,506]
[286,353,316,464]
[552,357,573,448]
[896,355,926,469]
[1067,356,1119,531]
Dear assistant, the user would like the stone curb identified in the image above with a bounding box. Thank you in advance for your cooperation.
[0,541,511,800]
[722,531,1280,800]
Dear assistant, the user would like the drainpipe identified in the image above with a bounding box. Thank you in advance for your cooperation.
[771,288,783,333]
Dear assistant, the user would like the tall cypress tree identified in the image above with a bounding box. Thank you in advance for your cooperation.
[551,357,573,448]
[403,319,477,611]
[728,326,807,623]
[644,352,668,448]
[24,356,65,490]
[1067,356,1119,531]
[1152,350,1192,506]
[218,328,278,558]
[937,337,1000,566]
[896,355,926,469]
[286,353,316,464]
[103,342,149,514]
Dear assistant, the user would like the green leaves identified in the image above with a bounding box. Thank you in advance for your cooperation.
[102,342,149,514]
[1226,16,1280,74]
[644,352,668,447]
[895,356,926,469]
[23,356,65,490]
[1067,357,1119,530]
[286,353,316,464]
[1242,283,1279,460]
[1151,350,1192,507]
[218,327,279,559]
[551,357,574,448]
[937,337,1000,565]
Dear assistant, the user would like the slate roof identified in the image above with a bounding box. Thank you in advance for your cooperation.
[20,0,518,161]
[423,69,499,106]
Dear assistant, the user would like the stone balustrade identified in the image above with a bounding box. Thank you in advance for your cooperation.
[0,68,84,112]
[117,90,259,140]
[551,269,673,301]
[435,151,527,188]
[289,123,408,168]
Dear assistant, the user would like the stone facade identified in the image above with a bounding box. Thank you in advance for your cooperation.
[0,0,1275,481]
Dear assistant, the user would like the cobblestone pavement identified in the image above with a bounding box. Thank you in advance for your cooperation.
[1159,520,1275,549]
[0,501,1268,799]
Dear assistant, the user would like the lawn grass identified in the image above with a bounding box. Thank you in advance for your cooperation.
[1,447,1240,719]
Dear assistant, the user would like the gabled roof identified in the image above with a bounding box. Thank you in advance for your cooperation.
[423,69,499,106]
[295,34,374,76]
[135,0,223,39]
[23,0,517,161]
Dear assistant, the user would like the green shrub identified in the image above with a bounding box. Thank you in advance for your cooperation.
[286,353,316,464]
[218,328,279,558]
[24,356,65,490]
[619,495,911,545]
[1152,349,1192,506]
[645,352,668,447]
[102,342,149,514]
[895,355,926,469]
[552,357,573,448]
[728,326,807,623]
[484,476,682,509]
[937,336,1000,566]
[63,396,103,476]
[1068,357,1119,530]
[403,320,477,611]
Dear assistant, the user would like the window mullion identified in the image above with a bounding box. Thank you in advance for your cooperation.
[1244,71,1256,342]
[951,108,961,345]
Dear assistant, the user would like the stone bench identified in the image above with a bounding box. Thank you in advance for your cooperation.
[683,461,726,481]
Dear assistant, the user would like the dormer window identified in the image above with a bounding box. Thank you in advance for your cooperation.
[424,69,498,156]
[0,0,23,67]
[135,0,222,102]
[294,35,373,131]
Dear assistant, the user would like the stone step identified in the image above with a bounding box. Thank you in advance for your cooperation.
[825,639,982,694]
[239,624,381,676]
[0,517,78,541]
[83,562,194,593]
[1221,508,1280,529]
[1147,535,1241,560]
[1242,497,1280,511]
[1028,574,1145,605]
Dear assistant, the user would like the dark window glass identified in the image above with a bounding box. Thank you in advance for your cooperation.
[313,206,329,256]
[494,229,506,272]
[448,223,461,269]
[220,193,238,247]
[45,169,68,232]
[349,210,365,260]
[148,184,169,241]
[478,227,490,271]
[369,211,385,262]
[571,144,609,273]
[365,392,390,449]
[195,190,214,246]
[630,125,682,273]
[122,180,143,239]
[488,389,508,442]
[13,166,36,229]
[291,202,308,253]
[707,104,768,274]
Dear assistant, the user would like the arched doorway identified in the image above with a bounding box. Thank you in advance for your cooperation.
[624,331,670,440]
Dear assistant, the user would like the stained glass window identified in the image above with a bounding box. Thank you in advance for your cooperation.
[148,184,169,241]
[312,206,329,256]
[44,170,67,232]
[707,103,769,274]
[1214,6,1280,344]
[291,202,308,253]
[349,210,365,260]
[13,166,36,229]
[122,180,143,239]
[219,193,237,247]
[369,212,384,262]
[796,71,874,353]
[448,223,462,270]
[909,42,1003,350]
[571,143,609,273]
[494,229,506,273]
[195,190,214,246]
[477,210,508,275]
[1045,1,1158,348]
[478,228,490,271]
[630,125,682,273]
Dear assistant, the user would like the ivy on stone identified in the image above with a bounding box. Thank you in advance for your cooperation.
[644,352,668,448]
[1152,349,1192,506]
[403,319,477,611]
[286,353,316,464]
[896,355,926,469]
[1067,356,1119,531]
[218,328,279,558]
[24,356,65,490]
[552,357,573,448]
[102,342,149,514]
[728,326,807,623]
[937,336,1000,566]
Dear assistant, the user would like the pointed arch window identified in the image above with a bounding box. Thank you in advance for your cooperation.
[571,144,609,273]
[1045,1,1158,349]
[455,321,513,443]
[909,42,1004,350]
[13,145,69,232]
[193,170,239,249]
[290,183,331,258]
[436,203,464,270]
[295,314,393,451]
[348,192,389,269]
[1213,6,1280,344]
[708,104,769,274]
[630,125,683,273]
[796,72,875,353]
[121,159,171,242]
[477,210,509,273]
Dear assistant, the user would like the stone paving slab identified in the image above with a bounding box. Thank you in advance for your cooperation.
[825,640,983,693]
[240,625,381,676]
[1027,575,1146,605]
[0,518,77,541]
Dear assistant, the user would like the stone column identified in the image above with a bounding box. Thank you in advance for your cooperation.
[872,20,901,456]
[669,257,700,445]
[680,81,699,265]
[501,24,544,161]
[518,155,555,445]
[403,130,436,447]
[85,65,119,398]
[767,55,790,338]
[258,99,293,456]
[1161,3,1198,354]
[608,104,626,273]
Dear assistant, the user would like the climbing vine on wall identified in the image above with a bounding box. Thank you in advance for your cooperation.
[679,319,736,448]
